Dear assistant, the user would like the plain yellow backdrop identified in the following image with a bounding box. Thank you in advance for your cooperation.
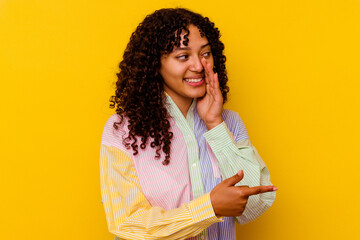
[1,0,359,239]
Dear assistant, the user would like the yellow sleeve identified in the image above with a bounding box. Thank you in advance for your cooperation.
[100,144,222,240]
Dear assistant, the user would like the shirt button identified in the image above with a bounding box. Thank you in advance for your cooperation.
[201,235,205,240]
[192,163,196,168]
[210,140,215,144]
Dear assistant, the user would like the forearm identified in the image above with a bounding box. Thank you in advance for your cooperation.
[106,194,220,239]
[203,122,276,224]
[100,144,222,239]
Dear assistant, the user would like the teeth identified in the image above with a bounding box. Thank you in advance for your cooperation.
[185,78,203,83]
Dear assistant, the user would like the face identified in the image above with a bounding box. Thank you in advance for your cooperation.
[159,24,214,108]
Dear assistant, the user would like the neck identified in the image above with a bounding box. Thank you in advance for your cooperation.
[178,101,192,118]
[167,94,193,118]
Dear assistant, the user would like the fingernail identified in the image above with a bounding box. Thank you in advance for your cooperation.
[237,170,242,177]
[273,187,278,191]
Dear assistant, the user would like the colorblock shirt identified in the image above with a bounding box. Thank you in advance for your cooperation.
[100,95,276,240]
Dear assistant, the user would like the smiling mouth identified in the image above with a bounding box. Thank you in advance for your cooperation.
[184,77,204,83]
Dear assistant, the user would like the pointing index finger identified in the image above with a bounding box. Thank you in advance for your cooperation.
[241,185,278,197]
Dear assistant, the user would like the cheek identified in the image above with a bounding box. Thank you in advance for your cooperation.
[170,66,189,80]
[163,63,188,78]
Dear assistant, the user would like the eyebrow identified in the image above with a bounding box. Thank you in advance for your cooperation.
[174,43,210,51]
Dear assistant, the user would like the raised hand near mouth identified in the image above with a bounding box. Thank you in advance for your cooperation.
[196,58,224,130]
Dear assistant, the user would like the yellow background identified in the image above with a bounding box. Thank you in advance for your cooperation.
[1,0,359,239]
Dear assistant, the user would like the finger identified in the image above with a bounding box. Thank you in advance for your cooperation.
[201,58,210,75]
[212,73,220,94]
[209,73,220,97]
[204,73,210,84]
[206,63,215,89]
[205,80,211,95]
[201,57,207,67]
[204,60,213,74]
[209,65,217,87]
[207,62,214,76]
[222,170,244,186]
[201,58,211,84]
[214,73,220,88]
[214,74,223,99]
[242,185,278,197]
[202,58,215,79]
[204,62,219,97]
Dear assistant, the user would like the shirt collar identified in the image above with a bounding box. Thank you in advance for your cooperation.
[164,93,196,130]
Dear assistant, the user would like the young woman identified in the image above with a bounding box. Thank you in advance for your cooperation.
[100,8,277,240]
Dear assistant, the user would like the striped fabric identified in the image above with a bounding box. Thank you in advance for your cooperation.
[100,95,275,240]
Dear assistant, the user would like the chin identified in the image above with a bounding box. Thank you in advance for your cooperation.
[190,89,206,99]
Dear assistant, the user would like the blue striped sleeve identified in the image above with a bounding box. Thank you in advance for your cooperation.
[203,113,276,224]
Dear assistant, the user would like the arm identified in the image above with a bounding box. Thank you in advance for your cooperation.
[203,119,276,224]
[196,58,275,224]
[100,144,222,240]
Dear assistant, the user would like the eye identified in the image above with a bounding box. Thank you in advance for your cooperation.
[202,51,212,57]
[176,54,188,60]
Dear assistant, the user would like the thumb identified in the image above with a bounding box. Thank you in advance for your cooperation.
[223,170,244,186]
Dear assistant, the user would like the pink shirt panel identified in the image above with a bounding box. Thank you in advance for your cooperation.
[101,114,193,211]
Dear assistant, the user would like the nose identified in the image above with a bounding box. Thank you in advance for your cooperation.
[189,56,204,72]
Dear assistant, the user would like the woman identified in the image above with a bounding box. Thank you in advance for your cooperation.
[100,8,277,240]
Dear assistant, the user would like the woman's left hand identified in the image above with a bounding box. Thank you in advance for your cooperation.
[197,58,224,130]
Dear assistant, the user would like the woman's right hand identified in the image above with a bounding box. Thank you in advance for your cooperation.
[210,170,277,216]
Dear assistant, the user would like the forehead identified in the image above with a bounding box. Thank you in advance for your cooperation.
[178,25,209,48]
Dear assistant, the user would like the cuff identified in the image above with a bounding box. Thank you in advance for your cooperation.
[187,193,223,224]
[203,122,237,153]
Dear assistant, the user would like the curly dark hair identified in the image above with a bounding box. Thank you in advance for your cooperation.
[110,8,229,165]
